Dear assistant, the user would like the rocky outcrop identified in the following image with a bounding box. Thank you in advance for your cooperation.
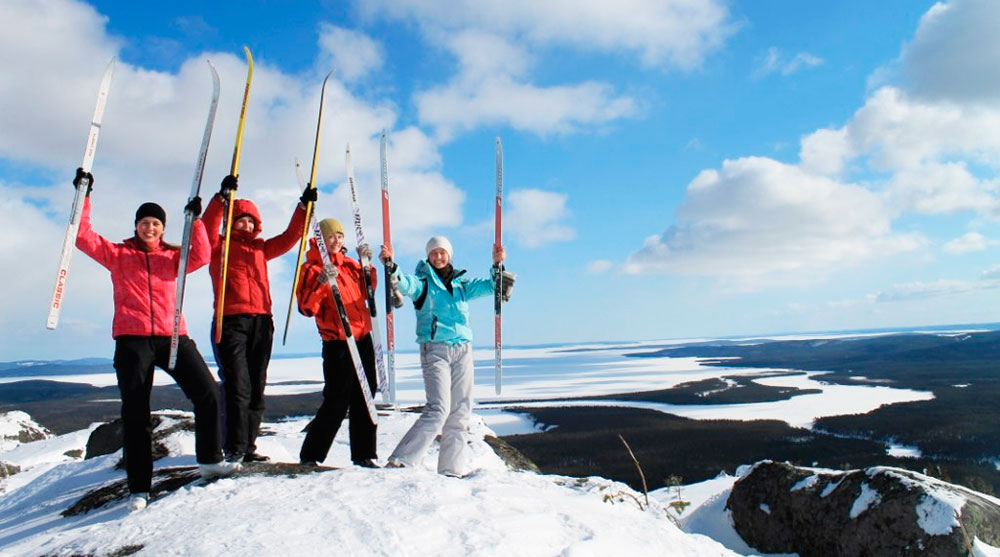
[63,461,332,516]
[1,461,21,477]
[727,461,1000,556]
[484,435,540,473]
[0,410,50,444]
[85,412,195,465]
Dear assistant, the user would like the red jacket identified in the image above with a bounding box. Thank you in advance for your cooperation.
[203,194,306,316]
[75,196,210,338]
[297,239,376,342]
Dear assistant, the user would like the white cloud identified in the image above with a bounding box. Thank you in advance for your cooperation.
[883,162,1000,216]
[415,32,639,138]
[360,0,735,70]
[942,232,992,254]
[847,87,1000,172]
[317,24,384,82]
[587,260,613,274]
[506,189,575,248]
[899,0,1000,104]
[752,47,824,79]
[624,157,923,284]
[980,264,1000,280]
[799,127,853,177]
[874,278,1000,302]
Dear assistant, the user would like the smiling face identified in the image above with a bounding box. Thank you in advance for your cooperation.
[135,217,164,246]
[324,231,345,254]
[428,247,451,269]
[233,215,256,234]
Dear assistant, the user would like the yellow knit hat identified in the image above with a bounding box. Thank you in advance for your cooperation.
[319,218,344,241]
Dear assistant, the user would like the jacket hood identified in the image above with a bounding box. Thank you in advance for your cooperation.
[231,199,263,238]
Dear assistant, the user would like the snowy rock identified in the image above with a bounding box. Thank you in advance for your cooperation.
[84,411,194,464]
[0,411,50,445]
[483,434,541,473]
[727,461,1000,556]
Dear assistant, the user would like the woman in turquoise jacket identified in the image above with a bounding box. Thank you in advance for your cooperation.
[379,236,509,476]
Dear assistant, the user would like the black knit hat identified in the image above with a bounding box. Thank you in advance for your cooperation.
[135,202,166,225]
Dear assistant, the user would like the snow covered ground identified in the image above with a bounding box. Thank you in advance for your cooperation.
[0,411,740,556]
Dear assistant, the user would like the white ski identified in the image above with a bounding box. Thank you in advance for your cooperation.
[46,58,116,330]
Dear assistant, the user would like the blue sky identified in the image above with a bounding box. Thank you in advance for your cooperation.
[4,0,1000,360]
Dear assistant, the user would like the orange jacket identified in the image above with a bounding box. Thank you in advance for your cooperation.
[76,196,210,338]
[296,239,376,341]
[203,194,306,316]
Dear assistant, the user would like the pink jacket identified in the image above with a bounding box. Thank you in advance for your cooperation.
[76,196,211,338]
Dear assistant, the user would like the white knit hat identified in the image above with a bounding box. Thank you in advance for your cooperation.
[425,236,453,258]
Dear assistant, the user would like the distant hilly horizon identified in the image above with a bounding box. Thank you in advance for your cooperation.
[6,321,1000,372]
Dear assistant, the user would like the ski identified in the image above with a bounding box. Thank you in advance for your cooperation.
[494,137,504,395]
[282,70,335,345]
[311,218,379,424]
[214,46,253,344]
[46,57,116,330]
[380,129,399,404]
[346,144,388,401]
[169,61,221,370]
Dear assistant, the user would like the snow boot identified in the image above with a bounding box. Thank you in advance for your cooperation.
[199,460,242,480]
[129,493,149,512]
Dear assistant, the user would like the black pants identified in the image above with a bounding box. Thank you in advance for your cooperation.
[114,335,223,494]
[212,314,274,457]
[300,334,378,463]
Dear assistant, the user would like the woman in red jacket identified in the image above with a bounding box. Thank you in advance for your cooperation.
[72,168,238,512]
[296,217,379,468]
[202,175,315,463]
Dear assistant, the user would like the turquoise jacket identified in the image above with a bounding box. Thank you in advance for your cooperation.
[393,260,495,345]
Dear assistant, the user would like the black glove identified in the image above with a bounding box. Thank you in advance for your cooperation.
[300,185,318,205]
[73,167,94,196]
[219,175,238,198]
[185,196,203,217]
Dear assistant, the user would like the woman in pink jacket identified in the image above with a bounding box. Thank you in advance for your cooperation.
[72,168,239,512]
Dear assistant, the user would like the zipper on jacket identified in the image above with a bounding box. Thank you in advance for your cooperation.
[145,253,155,336]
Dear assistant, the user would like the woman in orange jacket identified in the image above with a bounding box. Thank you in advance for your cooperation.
[202,175,315,463]
[296,217,379,468]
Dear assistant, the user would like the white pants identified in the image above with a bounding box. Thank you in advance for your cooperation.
[390,342,473,475]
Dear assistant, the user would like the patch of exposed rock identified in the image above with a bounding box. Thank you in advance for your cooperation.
[63,461,333,516]
[85,412,194,467]
[727,460,1000,556]
[484,435,540,473]
[0,410,51,444]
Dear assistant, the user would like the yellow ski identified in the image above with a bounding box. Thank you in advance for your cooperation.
[282,70,335,345]
[214,46,253,343]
